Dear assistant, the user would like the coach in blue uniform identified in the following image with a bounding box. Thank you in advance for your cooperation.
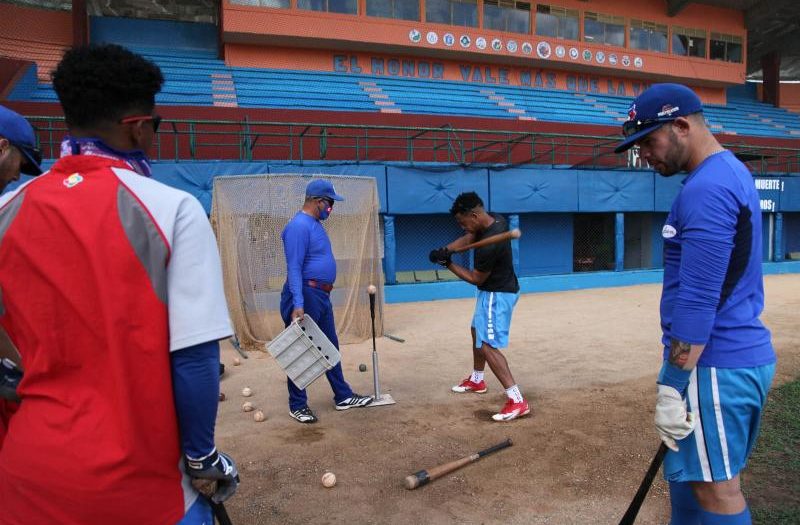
[616,84,776,525]
[280,179,373,423]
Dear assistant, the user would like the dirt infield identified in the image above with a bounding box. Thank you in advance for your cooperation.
[216,274,800,524]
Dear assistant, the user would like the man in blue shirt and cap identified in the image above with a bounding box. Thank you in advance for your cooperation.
[280,179,373,423]
[0,105,43,192]
[616,84,775,525]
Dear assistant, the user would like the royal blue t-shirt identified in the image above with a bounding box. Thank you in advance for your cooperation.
[660,150,775,368]
[281,211,337,309]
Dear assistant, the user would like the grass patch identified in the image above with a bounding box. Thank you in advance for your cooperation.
[744,377,800,524]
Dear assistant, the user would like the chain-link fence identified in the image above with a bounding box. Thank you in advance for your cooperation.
[392,214,469,283]
[573,213,616,272]
[783,212,800,261]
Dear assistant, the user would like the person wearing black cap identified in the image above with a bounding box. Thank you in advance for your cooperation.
[0,105,42,192]
[280,179,373,423]
[616,83,775,525]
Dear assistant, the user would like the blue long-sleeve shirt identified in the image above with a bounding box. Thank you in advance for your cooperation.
[281,211,337,309]
[660,150,774,368]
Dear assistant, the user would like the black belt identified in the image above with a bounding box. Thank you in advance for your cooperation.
[306,280,333,293]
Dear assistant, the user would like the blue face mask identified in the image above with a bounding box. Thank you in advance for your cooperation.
[65,137,153,178]
[318,200,333,221]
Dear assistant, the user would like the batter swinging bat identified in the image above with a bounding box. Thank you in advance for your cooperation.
[405,438,513,490]
[450,229,521,254]
[618,442,668,525]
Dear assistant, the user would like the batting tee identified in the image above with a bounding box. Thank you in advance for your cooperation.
[211,174,384,352]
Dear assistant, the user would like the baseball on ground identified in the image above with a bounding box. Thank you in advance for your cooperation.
[241,387,252,397]
[322,472,336,488]
[253,410,266,422]
[233,357,241,366]
[242,402,254,412]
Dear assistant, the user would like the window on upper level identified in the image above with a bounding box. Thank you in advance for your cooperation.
[426,0,478,27]
[710,32,743,63]
[672,26,706,58]
[535,4,578,40]
[230,0,290,6]
[297,0,357,15]
[484,1,531,35]
[366,0,419,20]
[584,12,625,47]
[630,19,667,53]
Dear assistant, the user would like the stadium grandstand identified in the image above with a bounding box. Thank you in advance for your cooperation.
[2,0,799,300]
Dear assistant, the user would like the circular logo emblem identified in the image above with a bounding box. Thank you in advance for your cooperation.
[443,33,455,46]
[555,45,566,58]
[569,47,579,60]
[426,31,438,45]
[662,224,677,239]
[596,51,606,64]
[491,38,503,51]
[582,49,593,61]
[460,35,471,48]
[634,56,643,68]
[536,41,552,59]
[608,53,618,66]
[409,29,421,43]
[521,42,533,54]
[622,55,631,67]
[476,37,487,50]
[507,40,518,53]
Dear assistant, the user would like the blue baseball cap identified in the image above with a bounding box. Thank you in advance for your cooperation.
[0,105,42,175]
[305,179,344,201]
[614,83,704,154]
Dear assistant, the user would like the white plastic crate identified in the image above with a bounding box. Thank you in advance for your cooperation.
[266,315,341,390]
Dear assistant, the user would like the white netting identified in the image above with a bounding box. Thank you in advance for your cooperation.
[211,173,384,351]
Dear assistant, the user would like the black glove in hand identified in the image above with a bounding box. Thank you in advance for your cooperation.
[185,449,240,503]
[0,358,22,403]
[428,247,452,267]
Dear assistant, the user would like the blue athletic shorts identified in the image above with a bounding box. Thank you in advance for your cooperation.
[663,363,776,483]
[471,290,519,350]
[176,495,213,525]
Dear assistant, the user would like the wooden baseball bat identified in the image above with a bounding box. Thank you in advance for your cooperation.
[404,438,513,490]
[450,229,521,254]
[618,442,668,525]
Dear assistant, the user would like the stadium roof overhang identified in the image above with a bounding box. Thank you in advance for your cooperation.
[668,0,800,81]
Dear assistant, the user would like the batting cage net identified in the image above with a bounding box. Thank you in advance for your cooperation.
[211,174,384,352]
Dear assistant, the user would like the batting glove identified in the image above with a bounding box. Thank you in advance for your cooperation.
[185,449,240,503]
[0,358,22,403]
[428,247,452,267]
[654,385,696,452]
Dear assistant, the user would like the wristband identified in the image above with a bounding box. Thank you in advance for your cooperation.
[657,360,692,395]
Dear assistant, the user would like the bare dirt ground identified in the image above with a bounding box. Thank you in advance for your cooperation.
[216,274,800,525]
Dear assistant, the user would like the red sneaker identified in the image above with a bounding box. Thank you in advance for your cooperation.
[492,398,530,421]
[451,377,487,394]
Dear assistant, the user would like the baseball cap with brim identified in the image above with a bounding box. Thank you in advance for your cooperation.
[305,179,344,201]
[614,83,704,154]
[0,105,43,175]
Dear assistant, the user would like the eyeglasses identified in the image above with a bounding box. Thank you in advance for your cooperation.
[120,114,162,133]
[319,197,334,207]
[622,116,676,138]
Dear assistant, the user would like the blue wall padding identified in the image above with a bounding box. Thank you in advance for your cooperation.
[578,171,654,211]
[268,163,387,213]
[489,168,578,212]
[780,178,800,211]
[383,215,396,284]
[654,174,686,211]
[90,16,218,51]
[150,161,271,213]
[385,166,489,214]
[518,213,573,276]
[756,178,782,212]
